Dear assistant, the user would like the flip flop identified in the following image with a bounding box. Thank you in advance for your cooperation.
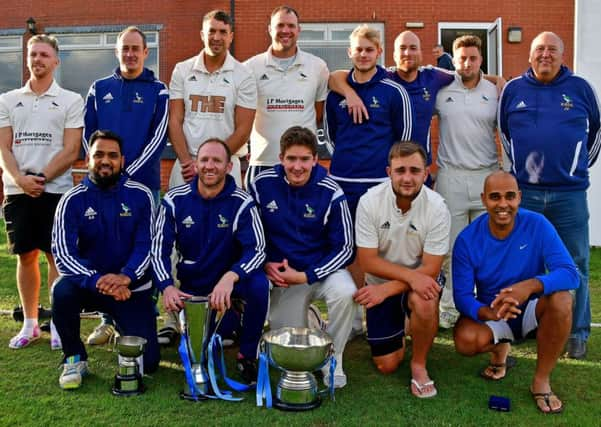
[410,378,438,398]
[531,390,564,414]
[480,355,517,381]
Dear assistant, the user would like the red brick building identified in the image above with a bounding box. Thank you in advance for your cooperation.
[0,1,575,193]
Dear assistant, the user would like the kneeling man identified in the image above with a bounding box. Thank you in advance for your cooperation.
[453,171,578,414]
[249,126,355,388]
[152,138,269,384]
[355,142,450,398]
[52,130,159,389]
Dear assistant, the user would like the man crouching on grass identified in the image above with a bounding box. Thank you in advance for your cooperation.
[452,171,578,414]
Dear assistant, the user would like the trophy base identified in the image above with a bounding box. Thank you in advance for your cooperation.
[111,385,145,397]
[179,391,210,401]
[273,396,322,412]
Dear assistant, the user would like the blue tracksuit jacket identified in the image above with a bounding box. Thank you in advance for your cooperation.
[249,164,354,284]
[499,65,601,191]
[52,175,155,292]
[325,66,414,183]
[83,68,169,191]
[152,175,266,293]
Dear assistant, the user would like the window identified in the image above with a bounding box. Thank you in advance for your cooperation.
[298,23,386,71]
[0,35,23,93]
[52,30,159,98]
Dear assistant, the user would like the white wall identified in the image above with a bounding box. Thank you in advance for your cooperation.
[575,0,601,246]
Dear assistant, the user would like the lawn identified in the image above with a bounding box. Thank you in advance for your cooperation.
[0,222,599,426]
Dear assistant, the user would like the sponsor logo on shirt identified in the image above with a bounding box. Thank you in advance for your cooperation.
[380,221,390,229]
[182,216,195,228]
[519,243,528,250]
[103,93,114,103]
[445,96,455,103]
[422,87,431,101]
[120,203,132,217]
[217,214,230,228]
[133,92,144,104]
[84,207,97,220]
[266,200,278,212]
[189,95,225,113]
[303,204,316,218]
[266,97,305,112]
[370,96,380,108]
[516,101,527,109]
[561,94,573,111]
[15,102,24,108]
[260,74,269,81]
[188,75,197,81]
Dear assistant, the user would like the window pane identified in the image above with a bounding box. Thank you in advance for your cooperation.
[106,34,118,45]
[0,36,21,49]
[299,30,325,41]
[146,33,157,44]
[55,34,102,46]
[331,30,353,41]
[300,46,352,71]
[0,52,21,93]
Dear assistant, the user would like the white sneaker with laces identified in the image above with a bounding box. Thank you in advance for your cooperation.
[59,355,89,390]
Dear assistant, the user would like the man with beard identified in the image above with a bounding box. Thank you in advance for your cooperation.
[499,31,601,359]
[168,10,256,187]
[244,5,329,187]
[354,142,450,398]
[453,171,578,413]
[434,35,502,329]
[0,34,83,351]
[51,130,159,389]
[152,138,269,384]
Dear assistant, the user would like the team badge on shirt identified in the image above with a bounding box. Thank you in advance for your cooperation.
[182,216,195,228]
[422,88,431,101]
[120,203,132,217]
[303,204,316,218]
[188,75,197,81]
[133,92,144,104]
[445,96,455,103]
[49,101,60,110]
[217,214,230,228]
[370,97,380,108]
[266,200,279,212]
[15,102,24,108]
[561,94,573,111]
[260,74,269,81]
[84,207,97,220]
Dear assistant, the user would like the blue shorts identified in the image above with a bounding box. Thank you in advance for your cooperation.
[485,298,539,344]
[366,292,409,357]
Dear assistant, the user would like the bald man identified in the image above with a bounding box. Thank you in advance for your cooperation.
[499,31,601,359]
[453,171,578,414]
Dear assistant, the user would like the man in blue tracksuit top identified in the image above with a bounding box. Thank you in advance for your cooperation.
[499,31,601,360]
[152,138,269,384]
[248,126,356,388]
[453,171,578,414]
[51,130,159,390]
[325,25,414,218]
[84,26,168,196]
[83,26,169,346]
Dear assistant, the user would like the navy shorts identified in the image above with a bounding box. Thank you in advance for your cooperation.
[3,192,62,254]
[366,291,410,357]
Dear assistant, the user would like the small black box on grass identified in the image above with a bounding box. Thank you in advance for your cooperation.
[488,395,511,411]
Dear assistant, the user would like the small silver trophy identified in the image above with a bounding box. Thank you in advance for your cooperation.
[262,327,333,411]
[112,335,147,396]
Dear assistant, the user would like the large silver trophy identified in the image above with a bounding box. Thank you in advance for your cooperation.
[112,335,147,396]
[262,327,333,411]
[179,296,215,400]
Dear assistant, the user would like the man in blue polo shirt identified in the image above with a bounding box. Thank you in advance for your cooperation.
[453,171,578,414]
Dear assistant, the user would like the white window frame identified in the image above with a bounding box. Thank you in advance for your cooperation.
[0,35,23,90]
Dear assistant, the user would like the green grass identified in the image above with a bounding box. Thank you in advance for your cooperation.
[0,224,599,426]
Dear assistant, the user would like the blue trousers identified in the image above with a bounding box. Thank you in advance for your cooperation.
[52,276,160,372]
[520,189,590,341]
[181,270,269,359]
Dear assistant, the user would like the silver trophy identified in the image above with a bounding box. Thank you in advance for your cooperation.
[112,335,147,396]
[262,327,333,411]
[179,295,215,400]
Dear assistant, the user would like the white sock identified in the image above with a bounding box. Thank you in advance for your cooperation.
[22,318,38,336]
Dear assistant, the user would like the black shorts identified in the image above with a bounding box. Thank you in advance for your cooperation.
[3,192,63,254]
[366,291,410,357]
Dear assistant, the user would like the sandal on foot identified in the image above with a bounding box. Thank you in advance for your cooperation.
[9,325,41,349]
[410,378,437,398]
[531,390,564,414]
[480,356,516,381]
